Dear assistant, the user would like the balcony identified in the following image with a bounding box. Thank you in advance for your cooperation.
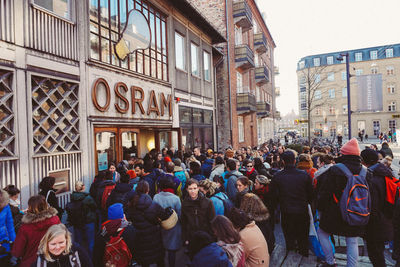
[254,33,268,54]
[255,66,269,85]
[256,102,271,118]
[275,87,280,97]
[233,0,253,31]
[237,88,256,114]
[235,44,255,70]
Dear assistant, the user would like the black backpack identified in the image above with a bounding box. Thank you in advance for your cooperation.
[66,200,85,227]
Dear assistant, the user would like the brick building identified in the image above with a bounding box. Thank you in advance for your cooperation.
[189,0,278,150]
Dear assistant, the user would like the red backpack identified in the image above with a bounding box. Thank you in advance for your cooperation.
[103,226,132,267]
[101,184,116,210]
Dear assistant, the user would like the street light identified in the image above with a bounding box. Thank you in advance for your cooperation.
[337,52,352,139]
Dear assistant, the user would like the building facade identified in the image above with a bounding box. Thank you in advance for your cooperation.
[0,0,224,206]
[297,44,400,139]
[189,0,278,150]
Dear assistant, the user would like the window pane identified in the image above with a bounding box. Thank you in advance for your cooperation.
[203,51,210,81]
[90,33,100,60]
[191,43,199,76]
[175,32,185,70]
[34,0,72,20]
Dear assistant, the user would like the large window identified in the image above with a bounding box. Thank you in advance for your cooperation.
[89,0,168,81]
[355,52,363,62]
[387,66,394,75]
[0,70,15,157]
[314,90,321,99]
[237,72,243,93]
[327,56,333,65]
[175,32,185,70]
[388,84,395,94]
[313,58,320,67]
[191,42,199,76]
[329,89,335,98]
[355,69,363,76]
[388,101,396,112]
[370,50,378,60]
[389,120,396,133]
[373,121,380,136]
[342,87,347,97]
[341,71,347,80]
[35,0,73,20]
[327,72,334,81]
[386,48,394,58]
[203,51,211,81]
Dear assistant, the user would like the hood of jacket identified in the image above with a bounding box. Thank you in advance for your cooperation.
[212,164,225,172]
[203,158,214,165]
[174,166,184,172]
[21,207,58,226]
[137,193,153,211]
[227,170,242,177]
[382,142,389,148]
[98,179,115,189]
[372,163,393,177]
[314,164,333,178]
[70,191,89,201]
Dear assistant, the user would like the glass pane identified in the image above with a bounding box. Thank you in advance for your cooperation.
[202,127,213,149]
[179,107,191,123]
[192,108,203,123]
[34,0,72,20]
[204,110,213,124]
[96,131,116,171]
[122,131,138,160]
[191,43,199,76]
[159,132,170,150]
[182,128,193,152]
[90,33,100,60]
[175,32,184,69]
[100,0,109,26]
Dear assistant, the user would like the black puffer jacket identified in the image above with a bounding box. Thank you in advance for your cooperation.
[127,194,167,266]
[106,183,132,208]
[317,155,372,237]
[182,192,216,241]
[366,163,394,242]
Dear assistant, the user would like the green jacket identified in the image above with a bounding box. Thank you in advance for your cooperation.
[70,191,97,224]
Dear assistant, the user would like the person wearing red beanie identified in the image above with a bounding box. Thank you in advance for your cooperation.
[340,138,361,156]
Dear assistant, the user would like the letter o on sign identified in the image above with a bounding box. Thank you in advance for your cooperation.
[92,78,111,112]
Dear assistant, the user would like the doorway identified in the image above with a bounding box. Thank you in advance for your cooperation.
[94,127,140,172]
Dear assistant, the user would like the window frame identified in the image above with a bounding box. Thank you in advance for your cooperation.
[388,101,396,112]
[328,88,335,99]
[33,0,75,21]
[191,42,200,77]
[387,66,395,75]
[355,69,363,76]
[174,31,186,71]
[327,72,334,81]
[342,87,347,98]
[326,56,333,65]
[370,50,378,60]
[386,48,394,58]
[203,50,211,82]
[238,116,244,142]
[388,84,395,94]
[314,90,322,100]
[313,57,320,67]
[355,52,363,62]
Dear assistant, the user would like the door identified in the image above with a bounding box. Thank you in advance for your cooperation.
[94,127,140,173]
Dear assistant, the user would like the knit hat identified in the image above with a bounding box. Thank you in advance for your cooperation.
[361,148,379,165]
[340,138,360,156]
[108,203,124,220]
[164,156,172,163]
[255,175,270,185]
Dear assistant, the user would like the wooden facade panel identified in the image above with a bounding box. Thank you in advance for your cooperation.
[0,0,14,43]
[28,5,78,61]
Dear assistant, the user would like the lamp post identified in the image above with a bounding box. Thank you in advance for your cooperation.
[337,52,352,139]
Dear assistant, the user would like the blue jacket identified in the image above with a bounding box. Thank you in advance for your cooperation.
[210,192,229,216]
[192,174,206,182]
[191,242,232,267]
[201,159,214,178]
[225,170,242,201]
[0,205,16,257]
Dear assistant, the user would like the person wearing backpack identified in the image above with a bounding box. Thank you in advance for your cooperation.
[361,148,395,267]
[39,176,64,220]
[173,158,189,193]
[199,179,231,216]
[225,159,243,202]
[317,138,373,267]
[96,171,116,223]
[106,173,133,208]
[67,181,97,257]
[93,203,136,267]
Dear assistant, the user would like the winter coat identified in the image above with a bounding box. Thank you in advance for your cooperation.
[393,195,400,260]
[381,143,394,159]
[217,241,246,267]
[142,168,164,197]
[12,207,60,267]
[272,166,313,214]
[201,158,215,178]
[240,221,270,267]
[245,168,259,183]
[210,192,229,216]
[210,164,225,181]
[255,219,275,255]
[191,174,206,182]
[9,200,23,233]
[95,180,116,210]
[366,163,394,242]
[69,191,97,224]
[93,219,136,267]
[235,188,250,208]
[39,189,63,219]
[255,165,270,179]
[127,193,167,265]
[317,155,372,237]
[89,178,103,200]
[32,243,93,267]
[226,170,243,201]
[106,183,132,208]
[190,242,233,267]
[182,193,216,241]
[153,191,182,250]
[174,166,189,190]
[0,205,16,257]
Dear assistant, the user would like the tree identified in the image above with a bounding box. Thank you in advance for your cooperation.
[299,65,336,145]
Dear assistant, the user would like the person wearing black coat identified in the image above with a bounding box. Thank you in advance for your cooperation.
[272,151,312,256]
[361,149,394,267]
[127,182,168,267]
[106,173,133,208]
[39,176,64,219]
[393,194,400,267]
[95,177,116,223]
[317,138,373,267]
[254,157,271,178]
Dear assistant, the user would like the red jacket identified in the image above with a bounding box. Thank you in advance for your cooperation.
[11,207,60,267]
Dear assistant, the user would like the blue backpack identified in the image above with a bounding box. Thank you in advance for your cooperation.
[174,171,187,190]
[335,163,371,226]
[214,195,234,216]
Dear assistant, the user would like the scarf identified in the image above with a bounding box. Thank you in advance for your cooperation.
[161,188,175,194]
[217,241,245,267]
[246,168,255,176]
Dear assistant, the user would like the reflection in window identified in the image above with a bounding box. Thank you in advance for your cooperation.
[89,0,168,81]
[203,51,211,81]
[34,0,73,20]
[191,43,199,76]
[175,32,185,70]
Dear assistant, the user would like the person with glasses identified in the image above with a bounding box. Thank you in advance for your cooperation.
[244,160,258,183]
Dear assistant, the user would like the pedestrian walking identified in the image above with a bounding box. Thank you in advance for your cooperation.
[0,189,16,265]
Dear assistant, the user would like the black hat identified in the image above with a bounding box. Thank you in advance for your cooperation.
[361,148,379,166]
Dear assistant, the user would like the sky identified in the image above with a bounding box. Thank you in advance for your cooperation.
[257,0,400,116]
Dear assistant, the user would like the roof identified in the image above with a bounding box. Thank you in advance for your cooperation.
[170,0,226,44]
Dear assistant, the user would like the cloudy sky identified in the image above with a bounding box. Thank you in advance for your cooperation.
[257,0,400,116]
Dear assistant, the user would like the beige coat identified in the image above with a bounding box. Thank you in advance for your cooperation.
[240,221,270,267]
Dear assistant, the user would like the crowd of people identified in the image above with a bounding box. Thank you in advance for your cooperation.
[0,139,399,267]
